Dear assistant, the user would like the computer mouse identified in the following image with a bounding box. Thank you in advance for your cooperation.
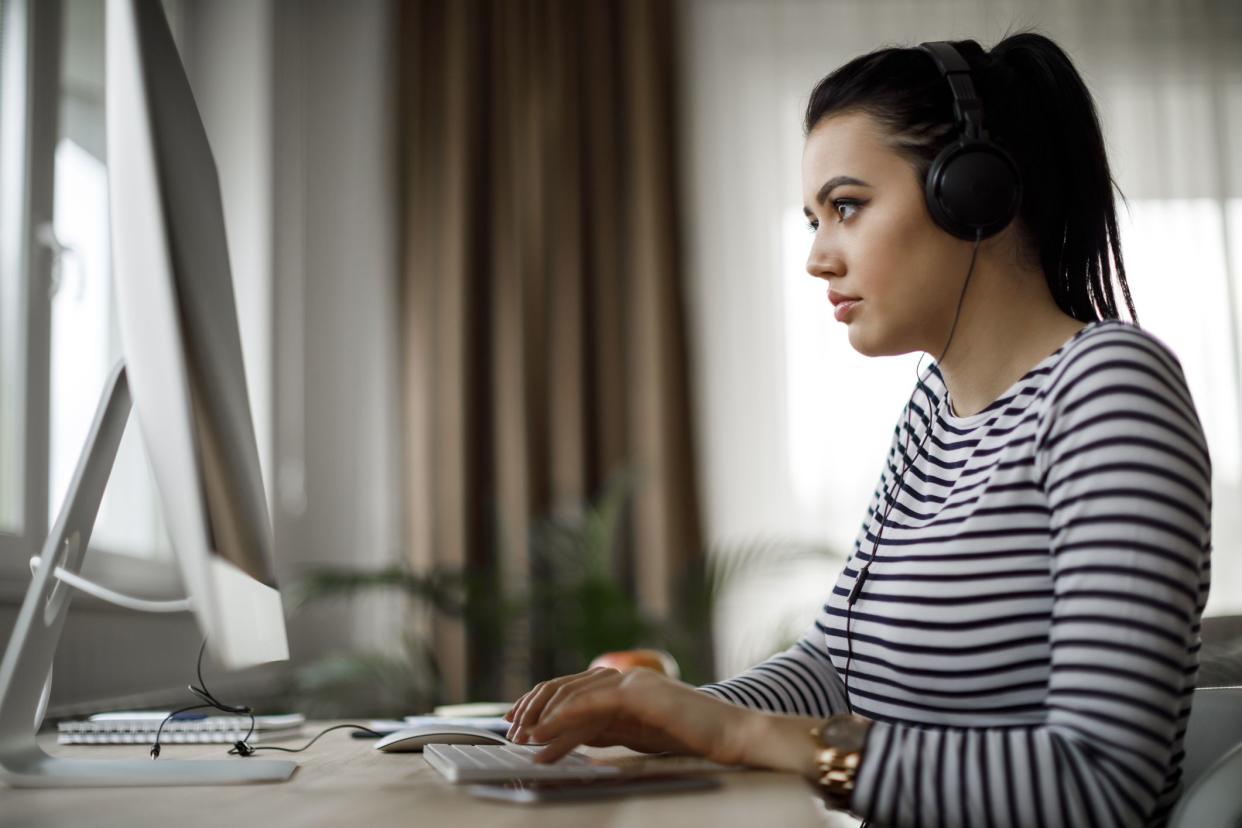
[374,723,513,753]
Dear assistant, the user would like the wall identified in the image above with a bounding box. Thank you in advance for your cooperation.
[269,0,403,668]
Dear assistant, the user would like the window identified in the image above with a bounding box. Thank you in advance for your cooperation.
[49,0,169,560]
[0,0,21,536]
[1,0,173,579]
[0,0,44,554]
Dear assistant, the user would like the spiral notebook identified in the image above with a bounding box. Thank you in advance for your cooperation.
[57,712,305,745]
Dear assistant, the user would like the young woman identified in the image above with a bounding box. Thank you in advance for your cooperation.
[503,32,1212,828]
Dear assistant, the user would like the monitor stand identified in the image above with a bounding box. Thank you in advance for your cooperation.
[0,362,295,786]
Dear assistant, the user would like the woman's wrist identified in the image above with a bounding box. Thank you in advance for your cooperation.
[737,710,837,777]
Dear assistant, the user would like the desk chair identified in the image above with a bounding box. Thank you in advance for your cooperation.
[1167,686,1242,828]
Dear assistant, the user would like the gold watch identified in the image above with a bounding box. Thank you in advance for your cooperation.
[809,713,870,809]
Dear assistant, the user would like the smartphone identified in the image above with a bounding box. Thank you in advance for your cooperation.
[468,774,722,804]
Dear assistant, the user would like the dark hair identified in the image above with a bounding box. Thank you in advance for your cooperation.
[804,31,1138,325]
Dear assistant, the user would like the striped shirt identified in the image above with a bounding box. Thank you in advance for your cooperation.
[700,319,1213,827]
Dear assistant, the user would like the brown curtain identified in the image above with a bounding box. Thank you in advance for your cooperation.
[398,0,704,702]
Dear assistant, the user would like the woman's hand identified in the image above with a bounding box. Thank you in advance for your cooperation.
[504,666,773,766]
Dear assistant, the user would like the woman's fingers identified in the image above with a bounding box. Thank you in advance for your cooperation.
[536,668,620,730]
[529,680,627,744]
[509,674,577,733]
[531,721,608,764]
[527,668,752,766]
[508,676,567,732]
[510,667,732,762]
[504,680,546,729]
[506,667,616,740]
[504,678,548,722]
[513,668,614,740]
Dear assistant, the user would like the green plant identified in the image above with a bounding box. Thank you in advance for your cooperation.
[285,567,469,717]
[291,635,441,718]
[525,470,653,680]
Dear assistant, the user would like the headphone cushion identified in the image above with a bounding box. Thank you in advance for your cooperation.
[924,139,1022,240]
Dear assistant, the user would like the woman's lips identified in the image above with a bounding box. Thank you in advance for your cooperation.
[828,288,862,322]
[833,299,861,322]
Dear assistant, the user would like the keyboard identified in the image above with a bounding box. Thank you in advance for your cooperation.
[424,744,622,783]
[423,743,738,784]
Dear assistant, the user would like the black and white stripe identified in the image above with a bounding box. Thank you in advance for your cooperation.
[699,320,1212,828]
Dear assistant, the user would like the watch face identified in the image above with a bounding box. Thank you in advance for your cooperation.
[820,715,869,753]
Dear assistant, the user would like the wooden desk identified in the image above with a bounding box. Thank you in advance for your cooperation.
[3,724,861,827]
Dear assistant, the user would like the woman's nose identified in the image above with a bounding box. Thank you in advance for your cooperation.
[806,237,841,281]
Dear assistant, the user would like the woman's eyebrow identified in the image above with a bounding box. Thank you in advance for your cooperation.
[803,175,872,215]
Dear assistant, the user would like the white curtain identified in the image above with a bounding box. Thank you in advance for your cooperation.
[679,0,1242,677]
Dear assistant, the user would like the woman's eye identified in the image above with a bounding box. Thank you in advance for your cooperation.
[833,199,861,222]
[805,199,863,232]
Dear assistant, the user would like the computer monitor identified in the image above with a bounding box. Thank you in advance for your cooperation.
[0,0,293,786]
[107,0,287,671]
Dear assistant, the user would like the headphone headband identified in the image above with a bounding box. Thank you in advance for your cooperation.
[918,41,986,141]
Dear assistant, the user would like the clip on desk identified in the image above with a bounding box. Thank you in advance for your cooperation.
[3,722,861,827]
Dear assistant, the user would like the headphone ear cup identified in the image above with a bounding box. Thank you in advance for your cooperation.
[924,139,1022,240]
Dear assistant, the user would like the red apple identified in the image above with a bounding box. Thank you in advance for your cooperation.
[589,648,680,680]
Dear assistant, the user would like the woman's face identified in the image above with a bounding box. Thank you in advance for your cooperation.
[802,110,967,358]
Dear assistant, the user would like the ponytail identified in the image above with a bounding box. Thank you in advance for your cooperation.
[804,30,1138,326]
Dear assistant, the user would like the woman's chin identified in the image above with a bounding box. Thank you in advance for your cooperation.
[845,321,881,357]
[846,321,905,358]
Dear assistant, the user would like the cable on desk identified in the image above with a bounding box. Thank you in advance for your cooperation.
[230,724,383,756]
[150,637,382,760]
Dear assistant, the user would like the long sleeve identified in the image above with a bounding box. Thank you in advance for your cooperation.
[697,633,849,718]
[849,331,1213,827]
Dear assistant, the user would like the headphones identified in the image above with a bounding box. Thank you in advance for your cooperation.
[918,41,1022,241]
[841,42,1021,724]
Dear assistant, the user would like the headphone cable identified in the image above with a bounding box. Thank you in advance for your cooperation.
[843,228,983,715]
[150,638,381,760]
[842,229,981,828]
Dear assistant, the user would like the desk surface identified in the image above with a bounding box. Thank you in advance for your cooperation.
[4,724,861,828]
